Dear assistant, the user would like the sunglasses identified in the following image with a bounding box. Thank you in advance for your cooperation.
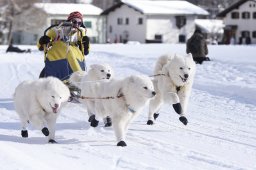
[72,20,82,26]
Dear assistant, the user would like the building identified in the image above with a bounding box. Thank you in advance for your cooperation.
[101,0,209,44]
[217,0,256,44]
[12,3,103,45]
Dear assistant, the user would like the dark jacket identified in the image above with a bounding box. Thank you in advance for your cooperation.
[186,32,208,58]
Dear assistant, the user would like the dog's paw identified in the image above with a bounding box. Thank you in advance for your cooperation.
[21,130,28,138]
[179,116,188,125]
[41,127,49,136]
[105,122,112,127]
[88,115,95,122]
[147,120,154,125]
[48,139,57,143]
[104,117,112,127]
[173,103,182,115]
[117,141,127,147]
[153,113,159,120]
[90,119,99,127]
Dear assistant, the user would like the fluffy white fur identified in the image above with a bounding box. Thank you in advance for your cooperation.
[69,63,113,88]
[81,75,156,146]
[69,64,114,126]
[148,53,196,125]
[14,77,70,143]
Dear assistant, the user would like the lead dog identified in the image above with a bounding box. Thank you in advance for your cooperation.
[147,53,196,125]
[81,75,156,146]
[14,77,70,143]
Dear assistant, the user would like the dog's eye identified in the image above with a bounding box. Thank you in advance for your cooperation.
[180,67,183,70]
[143,87,148,90]
[101,70,104,72]
[188,67,191,70]
[51,96,55,98]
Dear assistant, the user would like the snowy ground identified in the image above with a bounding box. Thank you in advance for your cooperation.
[0,44,255,170]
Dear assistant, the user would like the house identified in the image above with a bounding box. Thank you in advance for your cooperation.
[217,0,256,44]
[12,3,103,45]
[101,0,209,43]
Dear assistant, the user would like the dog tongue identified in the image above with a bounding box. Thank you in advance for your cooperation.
[52,107,58,113]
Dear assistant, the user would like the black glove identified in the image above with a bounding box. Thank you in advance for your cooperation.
[39,35,50,45]
[82,36,90,45]
[82,36,90,55]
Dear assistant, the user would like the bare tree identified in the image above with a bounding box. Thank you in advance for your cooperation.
[0,0,46,45]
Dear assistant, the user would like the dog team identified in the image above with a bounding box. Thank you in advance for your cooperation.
[13,53,196,146]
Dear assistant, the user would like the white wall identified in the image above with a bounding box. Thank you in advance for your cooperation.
[107,5,146,43]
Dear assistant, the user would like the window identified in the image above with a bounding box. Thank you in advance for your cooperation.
[33,34,38,41]
[242,12,250,19]
[117,18,123,25]
[84,21,92,28]
[253,31,256,38]
[179,35,186,43]
[241,31,250,37]
[125,18,129,25]
[253,12,256,18]
[155,34,162,40]
[231,12,239,19]
[175,16,186,29]
[109,25,112,33]
[138,18,143,25]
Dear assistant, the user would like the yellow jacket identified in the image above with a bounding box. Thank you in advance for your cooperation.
[38,26,88,80]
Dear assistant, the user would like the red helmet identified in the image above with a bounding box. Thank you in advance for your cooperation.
[67,11,83,21]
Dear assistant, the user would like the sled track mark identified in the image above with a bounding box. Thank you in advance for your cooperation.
[168,123,256,149]
[187,151,245,170]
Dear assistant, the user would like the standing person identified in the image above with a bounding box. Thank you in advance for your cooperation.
[186,29,210,64]
[38,11,90,80]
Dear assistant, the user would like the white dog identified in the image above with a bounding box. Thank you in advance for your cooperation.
[69,63,114,127]
[147,53,196,125]
[81,75,156,147]
[14,77,70,143]
[69,64,113,86]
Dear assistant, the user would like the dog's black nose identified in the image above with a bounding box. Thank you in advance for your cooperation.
[107,73,111,78]
[184,74,189,78]
[152,91,156,96]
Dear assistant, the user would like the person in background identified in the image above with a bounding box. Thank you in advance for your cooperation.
[186,29,210,64]
[6,39,31,53]
[38,11,90,80]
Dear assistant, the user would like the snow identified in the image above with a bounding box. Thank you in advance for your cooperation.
[35,3,103,15]
[122,0,209,15]
[0,44,256,170]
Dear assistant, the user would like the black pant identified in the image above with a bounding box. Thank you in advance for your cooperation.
[193,57,210,64]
